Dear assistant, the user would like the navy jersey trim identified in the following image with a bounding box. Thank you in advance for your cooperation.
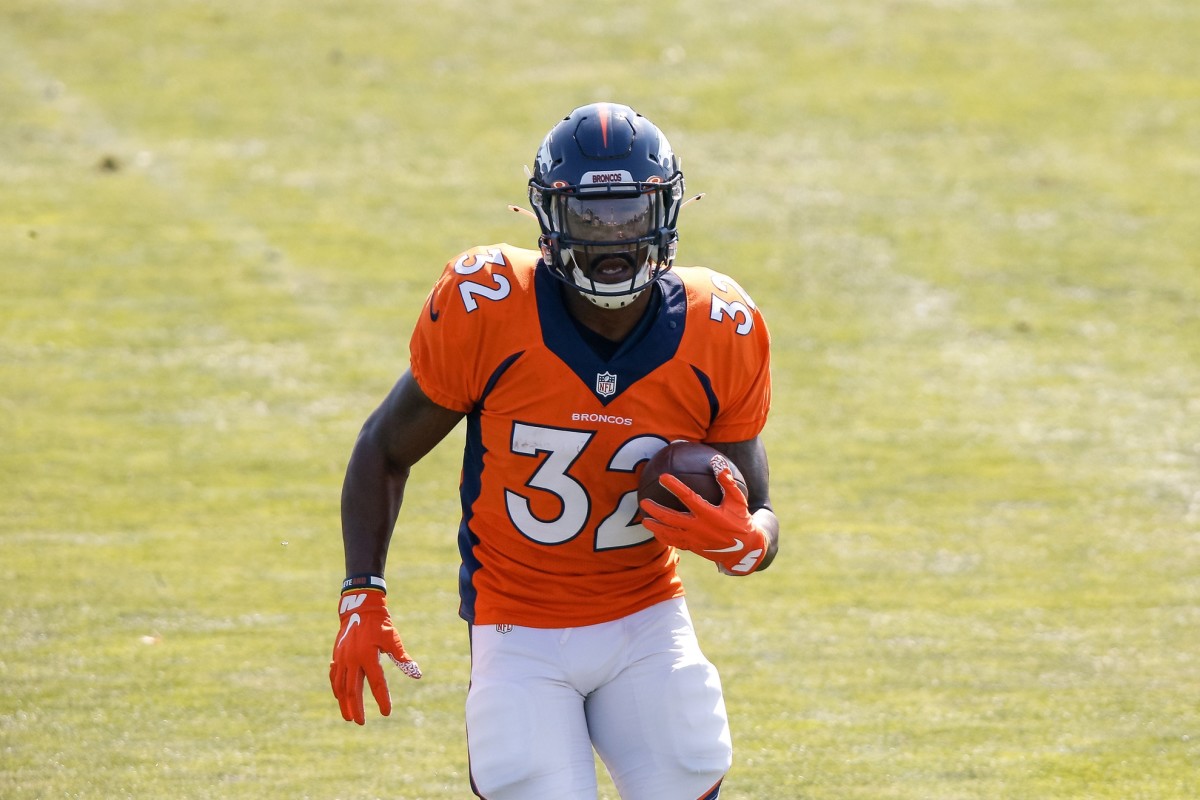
[535,264,687,405]
[690,365,720,429]
[458,351,524,624]
[456,409,484,624]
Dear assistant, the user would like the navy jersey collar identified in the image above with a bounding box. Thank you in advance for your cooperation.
[535,264,687,405]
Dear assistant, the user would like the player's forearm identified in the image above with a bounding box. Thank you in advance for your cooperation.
[340,432,409,577]
[752,507,780,571]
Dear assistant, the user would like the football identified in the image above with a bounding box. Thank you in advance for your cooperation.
[637,441,748,512]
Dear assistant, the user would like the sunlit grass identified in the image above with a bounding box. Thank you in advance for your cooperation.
[2,1,1198,798]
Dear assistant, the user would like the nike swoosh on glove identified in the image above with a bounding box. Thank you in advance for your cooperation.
[329,590,421,725]
[639,466,769,575]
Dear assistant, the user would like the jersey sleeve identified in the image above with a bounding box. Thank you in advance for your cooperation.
[409,246,520,413]
[707,320,771,441]
[694,271,773,443]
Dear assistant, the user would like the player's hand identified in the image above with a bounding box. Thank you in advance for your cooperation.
[329,590,422,725]
[639,466,769,575]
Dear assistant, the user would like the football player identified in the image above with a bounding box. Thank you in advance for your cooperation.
[330,102,780,800]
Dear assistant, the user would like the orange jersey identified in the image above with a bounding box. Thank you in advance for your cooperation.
[409,244,771,627]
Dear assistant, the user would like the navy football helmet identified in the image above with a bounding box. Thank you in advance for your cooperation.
[528,103,685,309]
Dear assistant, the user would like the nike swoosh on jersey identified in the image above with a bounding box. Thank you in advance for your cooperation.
[704,539,744,554]
[428,298,441,321]
[337,613,361,648]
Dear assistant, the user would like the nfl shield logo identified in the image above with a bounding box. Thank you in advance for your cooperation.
[595,371,618,398]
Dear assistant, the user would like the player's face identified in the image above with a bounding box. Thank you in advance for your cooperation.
[564,195,654,242]
[563,195,655,284]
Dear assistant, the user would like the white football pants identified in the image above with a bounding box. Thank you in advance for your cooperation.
[465,598,732,800]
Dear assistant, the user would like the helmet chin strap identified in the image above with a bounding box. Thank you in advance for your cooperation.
[580,286,647,309]
[569,260,654,310]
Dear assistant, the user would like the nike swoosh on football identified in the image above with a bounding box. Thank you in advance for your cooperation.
[704,539,744,554]
[337,613,361,648]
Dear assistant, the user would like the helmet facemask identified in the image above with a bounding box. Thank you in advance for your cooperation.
[533,175,683,309]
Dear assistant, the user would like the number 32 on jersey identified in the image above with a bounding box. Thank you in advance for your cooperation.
[506,423,666,552]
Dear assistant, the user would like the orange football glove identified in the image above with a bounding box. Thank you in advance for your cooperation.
[329,588,422,725]
[639,466,769,575]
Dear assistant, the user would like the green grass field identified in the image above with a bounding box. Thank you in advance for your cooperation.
[2,1,1198,798]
